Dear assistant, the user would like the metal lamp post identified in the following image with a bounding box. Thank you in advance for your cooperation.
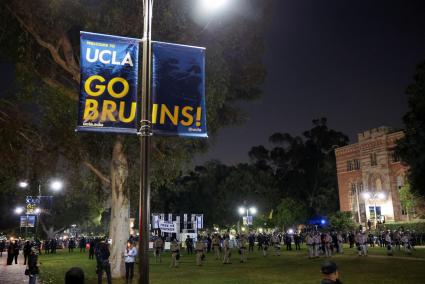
[238,206,257,232]
[19,179,64,239]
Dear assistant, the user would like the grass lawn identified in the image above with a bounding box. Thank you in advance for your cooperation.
[39,245,425,284]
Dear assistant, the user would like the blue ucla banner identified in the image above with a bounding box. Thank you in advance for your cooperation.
[76,32,141,134]
[152,42,207,138]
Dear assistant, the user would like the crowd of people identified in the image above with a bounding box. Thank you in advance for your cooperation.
[149,227,422,268]
[0,227,422,283]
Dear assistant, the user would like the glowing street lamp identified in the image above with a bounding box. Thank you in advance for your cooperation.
[50,180,64,192]
[18,181,29,188]
[14,206,24,215]
[199,0,229,13]
[238,206,257,232]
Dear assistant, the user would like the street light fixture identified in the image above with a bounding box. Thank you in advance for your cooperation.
[19,181,29,188]
[249,207,257,215]
[200,0,228,12]
[238,205,257,232]
[14,206,24,215]
[50,180,64,192]
[238,206,246,215]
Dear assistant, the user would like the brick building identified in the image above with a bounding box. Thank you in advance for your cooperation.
[335,127,409,224]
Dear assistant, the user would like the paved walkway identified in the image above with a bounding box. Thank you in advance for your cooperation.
[0,253,34,284]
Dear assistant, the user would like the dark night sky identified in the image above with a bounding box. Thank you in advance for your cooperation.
[194,0,425,165]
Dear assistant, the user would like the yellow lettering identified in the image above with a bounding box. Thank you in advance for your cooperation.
[83,99,99,120]
[84,75,106,97]
[118,101,136,123]
[100,100,117,122]
[160,105,179,125]
[180,106,194,126]
[152,104,158,124]
[108,77,129,99]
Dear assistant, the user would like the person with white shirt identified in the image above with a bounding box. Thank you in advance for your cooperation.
[124,241,137,283]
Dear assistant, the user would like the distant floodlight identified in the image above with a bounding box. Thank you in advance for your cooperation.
[238,207,246,215]
[34,208,41,214]
[320,219,326,225]
[288,228,294,234]
[19,181,29,188]
[200,0,228,12]
[249,207,257,215]
[50,180,63,192]
[377,192,385,200]
[362,192,371,200]
[14,207,24,215]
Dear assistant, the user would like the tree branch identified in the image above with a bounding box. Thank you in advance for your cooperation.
[83,161,111,186]
[6,5,80,83]
[40,77,78,101]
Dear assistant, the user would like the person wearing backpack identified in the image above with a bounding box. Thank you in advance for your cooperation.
[95,239,112,284]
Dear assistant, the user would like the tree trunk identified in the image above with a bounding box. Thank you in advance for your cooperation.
[109,137,130,278]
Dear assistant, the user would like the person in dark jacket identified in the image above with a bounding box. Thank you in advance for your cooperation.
[0,240,5,256]
[23,240,32,265]
[89,239,95,259]
[27,247,39,284]
[13,240,20,264]
[6,242,14,265]
[95,240,112,284]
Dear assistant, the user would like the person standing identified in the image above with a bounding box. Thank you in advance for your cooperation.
[44,240,50,255]
[0,240,5,256]
[294,233,301,251]
[271,234,281,256]
[212,234,221,260]
[27,247,39,284]
[95,239,112,284]
[170,238,180,268]
[356,231,367,256]
[185,236,193,255]
[124,241,137,283]
[222,234,231,264]
[385,231,393,256]
[337,232,344,254]
[324,232,332,257]
[248,233,255,253]
[367,219,372,231]
[69,238,75,253]
[80,237,87,253]
[23,240,32,265]
[6,241,14,265]
[206,235,212,253]
[89,239,95,259]
[195,236,205,266]
[313,232,321,258]
[306,232,314,259]
[285,234,292,251]
[13,240,20,264]
[239,234,248,263]
[262,234,269,257]
[154,236,164,263]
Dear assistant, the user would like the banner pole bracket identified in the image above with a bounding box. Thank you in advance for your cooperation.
[137,119,153,137]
